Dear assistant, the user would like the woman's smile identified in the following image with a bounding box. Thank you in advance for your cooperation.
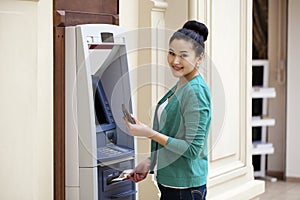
[172,65,184,71]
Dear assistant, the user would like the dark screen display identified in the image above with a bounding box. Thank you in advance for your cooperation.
[101,32,114,43]
[93,77,116,132]
[95,89,109,125]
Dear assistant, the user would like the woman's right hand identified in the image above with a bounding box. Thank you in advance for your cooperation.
[126,159,151,182]
[123,115,157,138]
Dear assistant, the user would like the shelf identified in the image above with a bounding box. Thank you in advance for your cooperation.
[251,59,277,182]
[252,87,276,98]
[252,141,274,155]
[252,116,275,127]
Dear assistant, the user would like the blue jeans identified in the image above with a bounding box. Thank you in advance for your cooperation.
[158,184,207,200]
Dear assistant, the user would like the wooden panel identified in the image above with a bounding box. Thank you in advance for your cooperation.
[210,0,241,162]
[63,11,119,26]
[54,27,65,200]
[54,10,119,27]
[55,0,118,14]
[207,0,249,183]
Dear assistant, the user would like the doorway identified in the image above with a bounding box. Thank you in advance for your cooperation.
[252,0,287,181]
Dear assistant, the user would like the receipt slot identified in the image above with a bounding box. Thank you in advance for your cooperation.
[65,24,136,200]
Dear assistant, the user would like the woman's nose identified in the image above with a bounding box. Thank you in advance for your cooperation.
[173,55,181,64]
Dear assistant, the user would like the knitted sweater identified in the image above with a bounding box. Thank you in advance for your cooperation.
[150,75,211,187]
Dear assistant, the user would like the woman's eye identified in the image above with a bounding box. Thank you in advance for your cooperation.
[180,54,188,58]
[168,51,176,56]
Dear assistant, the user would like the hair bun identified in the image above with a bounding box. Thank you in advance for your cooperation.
[183,20,208,42]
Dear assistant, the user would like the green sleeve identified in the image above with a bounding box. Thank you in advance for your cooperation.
[165,84,211,159]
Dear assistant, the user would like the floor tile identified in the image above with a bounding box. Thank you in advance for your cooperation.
[258,180,300,200]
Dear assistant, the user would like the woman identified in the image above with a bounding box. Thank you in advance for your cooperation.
[123,20,211,200]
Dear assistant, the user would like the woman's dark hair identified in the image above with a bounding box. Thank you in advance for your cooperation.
[169,20,209,56]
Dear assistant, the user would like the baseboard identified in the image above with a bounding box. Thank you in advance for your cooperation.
[208,180,265,200]
[266,171,284,180]
[267,170,300,182]
[285,176,300,182]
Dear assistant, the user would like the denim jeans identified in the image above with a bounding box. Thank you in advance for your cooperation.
[158,184,207,200]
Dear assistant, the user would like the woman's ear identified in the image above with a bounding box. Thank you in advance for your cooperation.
[199,52,204,61]
[196,52,204,64]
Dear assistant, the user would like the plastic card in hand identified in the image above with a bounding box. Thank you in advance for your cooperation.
[122,104,136,124]
[111,169,133,182]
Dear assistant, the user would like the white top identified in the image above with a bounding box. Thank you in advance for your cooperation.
[157,100,168,123]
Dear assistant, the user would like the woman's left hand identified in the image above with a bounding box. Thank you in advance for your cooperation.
[126,159,151,182]
[123,115,157,138]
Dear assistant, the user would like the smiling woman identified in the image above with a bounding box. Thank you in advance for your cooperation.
[122,0,265,199]
[123,20,211,200]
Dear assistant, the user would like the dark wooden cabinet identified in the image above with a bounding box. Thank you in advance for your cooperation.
[55,0,118,14]
[54,0,119,27]
[53,1,119,199]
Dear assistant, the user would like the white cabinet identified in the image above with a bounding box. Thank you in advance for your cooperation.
[252,59,277,182]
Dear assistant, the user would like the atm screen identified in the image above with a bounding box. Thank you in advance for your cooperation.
[93,77,116,132]
[95,91,109,125]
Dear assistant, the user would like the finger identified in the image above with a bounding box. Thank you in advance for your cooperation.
[137,174,143,181]
[133,173,139,182]
[138,172,147,182]
[132,174,137,182]
[126,175,134,181]
[130,114,137,124]
[132,115,142,125]
[122,117,131,129]
[138,173,146,180]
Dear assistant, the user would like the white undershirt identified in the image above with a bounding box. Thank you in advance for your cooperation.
[157,100,168,123]
[155,99,189,189]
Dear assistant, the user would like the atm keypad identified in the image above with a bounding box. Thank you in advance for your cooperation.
[97,145,133,162]
[98,146,122,156]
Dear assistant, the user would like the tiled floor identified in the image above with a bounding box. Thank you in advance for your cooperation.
[258,180,300,200]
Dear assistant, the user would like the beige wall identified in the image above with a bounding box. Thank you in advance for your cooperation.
[267,0,300,180]
[267,0,287,175]
[286,0,300,179]
[0,1,53,200]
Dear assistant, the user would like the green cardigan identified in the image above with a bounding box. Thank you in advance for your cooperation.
[150,75,211,187]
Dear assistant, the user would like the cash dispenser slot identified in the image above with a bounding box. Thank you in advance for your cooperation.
[99,161,136,199]
[103,168,128,188]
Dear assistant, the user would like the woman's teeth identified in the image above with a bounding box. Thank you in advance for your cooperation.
[173,66,183,71]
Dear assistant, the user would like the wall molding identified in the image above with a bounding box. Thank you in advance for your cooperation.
[151,0,168,11]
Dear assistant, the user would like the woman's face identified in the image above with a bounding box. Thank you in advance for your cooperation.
[168,39,201,78]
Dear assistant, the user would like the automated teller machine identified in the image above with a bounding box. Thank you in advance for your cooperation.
[65,24,136,200]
